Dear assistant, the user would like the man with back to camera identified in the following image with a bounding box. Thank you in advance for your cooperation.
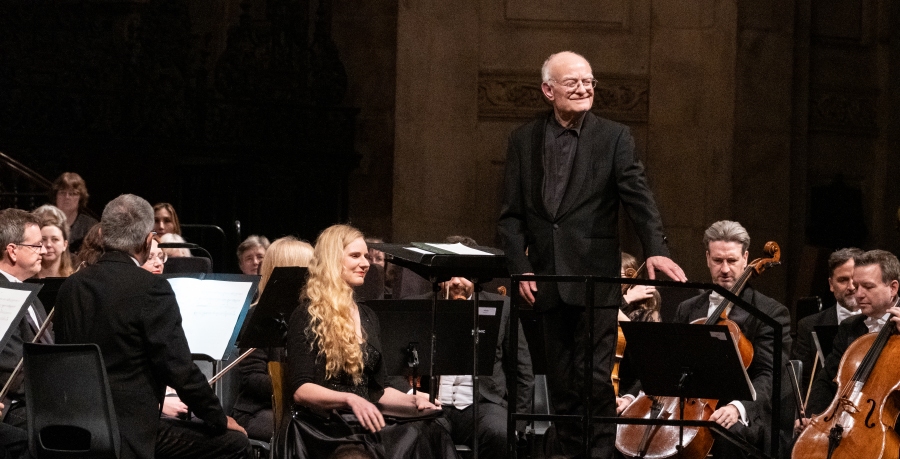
[54,194,248,459]
[0,208,50,459]
[498,50,686,457]
[791,248,863,392]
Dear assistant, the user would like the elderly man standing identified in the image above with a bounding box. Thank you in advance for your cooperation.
[498,51,686,457]
[54,195,248,459]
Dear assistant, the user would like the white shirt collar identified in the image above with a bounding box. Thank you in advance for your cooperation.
[864,313,891,334]
[0,268,21,283]
[835,303,862,324]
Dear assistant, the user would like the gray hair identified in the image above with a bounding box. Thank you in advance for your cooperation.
[854,250,900,285]
[236,235,271,259]
[32,205,68,228]
[828,247,864,277]
[0,209,42,260]
[101,194,154,254]
[541,51,588,83]
[703,220,751,254]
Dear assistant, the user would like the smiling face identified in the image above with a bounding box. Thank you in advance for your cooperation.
[853,264,899,318]
[442,277,473,299]
[40,225,67,264]
[706,241,749,290]
[340,237,370,287]
[541,52,595,120]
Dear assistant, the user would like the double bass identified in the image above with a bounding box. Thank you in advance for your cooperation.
[615,242,781,459]
[792,297,900,459]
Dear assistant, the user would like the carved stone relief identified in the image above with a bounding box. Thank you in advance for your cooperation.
[504,0,629,28]
[808,89,878,136]
[477,71,648,123]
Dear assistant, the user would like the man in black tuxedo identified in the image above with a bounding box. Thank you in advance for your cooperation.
[669,220,791,457]
[0,208,49,458]
[54,194,248,459]
[498,51,686,457]
[799,250,900,429]
[791,248,863,391]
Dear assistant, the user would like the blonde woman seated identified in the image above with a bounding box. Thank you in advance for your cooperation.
[233,236,313,441]
[280,225,458,459]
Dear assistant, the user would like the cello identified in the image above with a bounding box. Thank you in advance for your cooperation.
[615,242,781,459]
[614,265,643,396]
[792,297,900,459]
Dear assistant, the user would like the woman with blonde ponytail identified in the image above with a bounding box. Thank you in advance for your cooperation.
[280,224,459,459]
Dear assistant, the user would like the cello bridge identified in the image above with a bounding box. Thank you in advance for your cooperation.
[838,397,859,414]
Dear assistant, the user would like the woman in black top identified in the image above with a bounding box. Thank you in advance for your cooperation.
[279,224,458,459]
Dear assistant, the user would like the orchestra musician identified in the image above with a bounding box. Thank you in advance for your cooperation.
[795,249,900,435]
[0,208,53,431]
[498,50,687,457]
[54,194,248,459]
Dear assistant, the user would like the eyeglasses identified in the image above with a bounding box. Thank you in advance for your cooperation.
[58,190,80,197]
[551,78,598,92]
[15,242,44,254]
[147,252,168,263]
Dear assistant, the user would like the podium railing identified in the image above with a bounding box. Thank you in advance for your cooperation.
[506,274,782,459]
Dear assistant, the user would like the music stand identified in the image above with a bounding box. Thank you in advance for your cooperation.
[0,284,42,351]
[369,242,507,459]
[619,321,755,452]
[367,299,502,386]
[812,325,840,368]
[24,278,64,311]
[238,267,308,349]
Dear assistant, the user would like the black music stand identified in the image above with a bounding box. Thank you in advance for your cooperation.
[812,325,840,368]
[0,283,42,351]
[369,242,507,459]
[238,267,308,349]
[367,299,502,386]
[24,277,64,311]
[619,321,755,453]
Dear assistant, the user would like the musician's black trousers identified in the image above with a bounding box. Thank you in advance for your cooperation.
[540,301,617,459]
[155,418,250,459]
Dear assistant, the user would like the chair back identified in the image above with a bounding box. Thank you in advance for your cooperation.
[23,343,120,459]
[268,361,285,435]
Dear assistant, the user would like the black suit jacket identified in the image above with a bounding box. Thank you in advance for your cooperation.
[806,314,869,416]
[674,287,792,435]
[498,111,669,309]
[55,251,227,459]
[0,275,52,399]
[790,306,839,392]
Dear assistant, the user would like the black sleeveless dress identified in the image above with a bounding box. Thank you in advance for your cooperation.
[277,303,459,459]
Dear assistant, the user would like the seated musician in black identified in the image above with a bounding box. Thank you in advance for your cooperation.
[796,249,900,435]
[618,220,792,458]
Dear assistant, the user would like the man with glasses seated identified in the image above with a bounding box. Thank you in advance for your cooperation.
[0,209,53,439]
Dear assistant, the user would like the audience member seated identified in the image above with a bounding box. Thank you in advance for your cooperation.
[72,223,102,272]
[237,235,270,276]
[233,237,313,441]
[0,209,54,432]
[54,194,248,459]
[48,172,97,253]
[160,233,192,258]
[278,224,458,459]
[153,202,181,237]
[141,235,166,275]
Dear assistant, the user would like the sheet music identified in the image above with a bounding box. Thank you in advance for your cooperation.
[423,243,493,256]
[406,247,434,255]
[166,278,253,360]
[0,288,31,340]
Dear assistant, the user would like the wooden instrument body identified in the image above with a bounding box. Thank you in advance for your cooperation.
[616,317,754,458]
[792,333,900,459]
[614,325,626,396]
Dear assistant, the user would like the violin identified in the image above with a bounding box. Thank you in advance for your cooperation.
[616,242,781,459]
[792,297,900,459]
[614,266,642,396]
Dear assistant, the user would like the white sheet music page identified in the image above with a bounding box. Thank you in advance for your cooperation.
[424,243,493,256]
[0,287,31,339]
[166,278,253,360]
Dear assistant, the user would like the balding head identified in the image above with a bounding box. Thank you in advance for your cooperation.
[540,51,595,125]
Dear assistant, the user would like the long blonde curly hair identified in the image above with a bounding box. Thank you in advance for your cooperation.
[303,224,367,383]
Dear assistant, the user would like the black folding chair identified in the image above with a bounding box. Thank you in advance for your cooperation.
[23,343,120,459]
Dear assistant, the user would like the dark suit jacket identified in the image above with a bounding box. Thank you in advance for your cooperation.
[498,111,669,309]
[806,314,869,416]
[391,292,535,423]
[790,306,839,392]
[0,275,52,399]
[55,251,227,459]
[674,287,792,440]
